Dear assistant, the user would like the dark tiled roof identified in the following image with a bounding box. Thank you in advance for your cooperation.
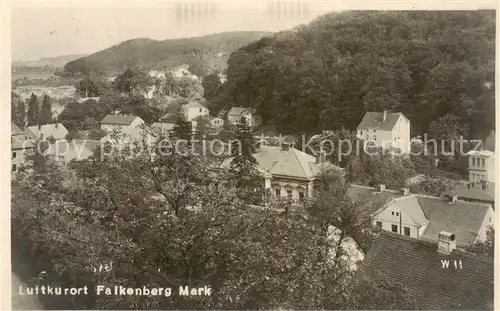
[357,111,408,130]
[443,184,495,203]
[100,115,140,125]
[360,231,494,310]
[417,196,490,246]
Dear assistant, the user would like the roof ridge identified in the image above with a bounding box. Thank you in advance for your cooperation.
[290,148,311,179]
[417,194,493,208]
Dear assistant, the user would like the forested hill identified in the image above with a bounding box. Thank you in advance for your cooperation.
[224,11,495,139]
[62,31,270,77]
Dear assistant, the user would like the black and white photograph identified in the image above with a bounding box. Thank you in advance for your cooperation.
[7,1,497,310]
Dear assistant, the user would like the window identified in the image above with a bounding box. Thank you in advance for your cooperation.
[298,191,305,200]
[12,152,16,158]
[391,211,394,215]
[404,227,410,236]
[360,130,363,135]
[391,224,398,233]
[482,158,485,167]
[396,212,399,216]
[376,221,382,229]
[275,189,280,196]
[12,164,17,172]
[199,108,202,112]
[287,190,293,198]
[373,130,377,133]
[472,158,476,166]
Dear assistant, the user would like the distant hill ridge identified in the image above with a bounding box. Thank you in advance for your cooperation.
[63,31,271,77]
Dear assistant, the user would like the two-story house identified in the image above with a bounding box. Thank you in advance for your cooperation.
[100,115,145,132]
[181,102,209,121]
[356,111,411,153]
[466,150,495,183]
[372,193,494,247]
[227,107,262,127]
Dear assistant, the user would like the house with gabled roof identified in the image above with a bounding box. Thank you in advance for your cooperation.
[360,231,493,310]
[100,114,144,132]
[181,101,209,121]
[357,110,410,153]
[371,193,494,247]
[221,143,342,200]
[26,123,69,141]
[227,107,262,127]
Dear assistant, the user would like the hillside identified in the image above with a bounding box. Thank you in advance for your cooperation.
[63,31,271,77]
[13,54,87,68]
[224,11,495,140]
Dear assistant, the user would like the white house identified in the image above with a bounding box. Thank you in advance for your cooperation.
[467,150,495,183]
[100,115,145,132]
[227,107,262,127]
[181,102,209,121]
[356,111,411,153]
[372,193,494,247]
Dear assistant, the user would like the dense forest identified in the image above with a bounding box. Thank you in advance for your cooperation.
[62,31,271,77]
[222,11,495,139]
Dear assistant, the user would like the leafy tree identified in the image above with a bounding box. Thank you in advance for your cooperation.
[202,73,223,100]
[465,226,494,258]
[26,93,41,126]
[224,11,495,137]
[75,76,109,97]
[413,178,453,196]
[112,68,152,96]
[172,118,193,142]
[428,114,469,156]
[40,95,53,124]
[11,92,25,128]
[58,98,112,132]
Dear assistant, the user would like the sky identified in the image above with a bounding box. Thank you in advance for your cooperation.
[11,1,342,61]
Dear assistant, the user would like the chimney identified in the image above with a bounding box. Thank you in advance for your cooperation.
[379,184,386,192]
[450,195,458,203]
[281,143,290,152]
[55,123,58,129]
[38,124,41,130]
[402,188,410,196]
[481,180,488,190]
[437,231,456,255]
[383,110,387,122]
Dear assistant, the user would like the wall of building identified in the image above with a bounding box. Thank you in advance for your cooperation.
[271,178,310,200]
[477,206,494,242]
[184,107,208,121]
[392,116,411,153]
[373,202,421,238]
[468,155,495,183]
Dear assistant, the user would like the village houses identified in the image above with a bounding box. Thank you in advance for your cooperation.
[44,139,101,166]
[227,107,262,127]
[356,110,411,153]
